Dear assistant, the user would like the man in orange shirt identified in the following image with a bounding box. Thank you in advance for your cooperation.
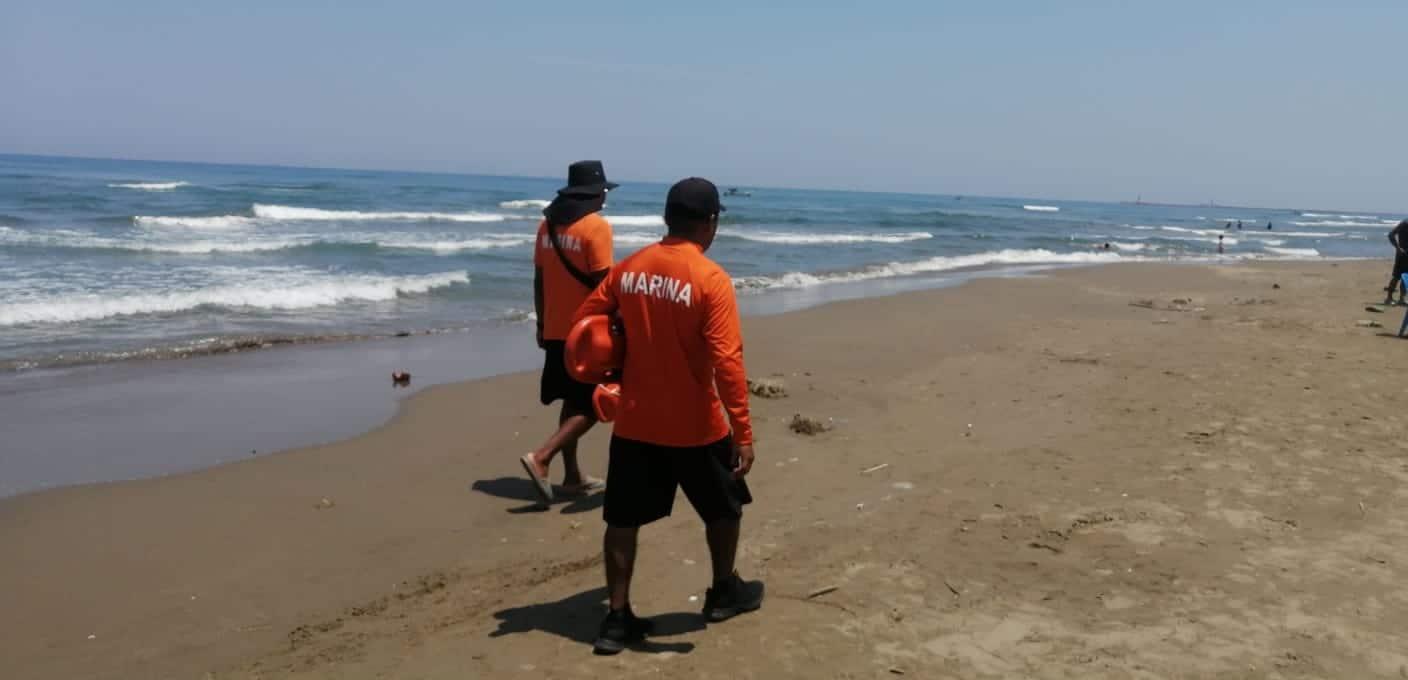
[574,177,762,654]
[519,161,616,504]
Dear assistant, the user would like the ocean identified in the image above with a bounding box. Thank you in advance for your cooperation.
[0,153,1395,372]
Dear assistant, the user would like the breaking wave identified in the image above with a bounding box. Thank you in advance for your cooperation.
[0,271,471,326]
[735,249,1125,290]
[109,181,190,191]
[721,230,933,245]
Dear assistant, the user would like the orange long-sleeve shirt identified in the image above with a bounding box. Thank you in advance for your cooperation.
[534,213,613,341]
[574,237,753,448]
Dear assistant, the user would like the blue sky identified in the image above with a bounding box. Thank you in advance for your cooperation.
[2,1,1404,211]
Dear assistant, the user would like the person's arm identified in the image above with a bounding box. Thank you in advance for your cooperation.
[533,266,545,348]
[532,221,546,347]
[702,269,754,477]
[584,218,614,288]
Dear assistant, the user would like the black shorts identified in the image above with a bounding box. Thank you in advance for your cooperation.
[540,341,595,414]
[604,435,752,529]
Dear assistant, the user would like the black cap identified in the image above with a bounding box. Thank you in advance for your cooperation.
[558,160,619,196]
[665,177,726,218]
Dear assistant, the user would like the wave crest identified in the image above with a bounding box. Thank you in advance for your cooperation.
[252,204,507,223]
[0,271,470,326]
[135,215,257,229]
[110,181,190,191]
[736,249,1125,290]
[722,230,932,245]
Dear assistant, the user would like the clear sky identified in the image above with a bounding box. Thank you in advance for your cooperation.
[2,1,1404,211]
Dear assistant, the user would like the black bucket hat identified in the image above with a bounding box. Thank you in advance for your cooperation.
[557,160,620,196]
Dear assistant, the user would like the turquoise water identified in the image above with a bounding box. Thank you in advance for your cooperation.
[0,153,1394,370]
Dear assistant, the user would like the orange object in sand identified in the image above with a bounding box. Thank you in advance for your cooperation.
[564,314,624,384]
[593,383,622,422]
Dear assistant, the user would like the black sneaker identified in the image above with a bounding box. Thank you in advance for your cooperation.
[592,607,653,655]
[702,573,765,622]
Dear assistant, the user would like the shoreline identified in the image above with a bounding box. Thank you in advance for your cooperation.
[0,253,1356,376]
[5,259,1408,679]
[0,259,1100,499]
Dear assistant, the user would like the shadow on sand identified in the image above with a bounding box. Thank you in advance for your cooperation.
[489,586,701,655]
[471,477,605,514]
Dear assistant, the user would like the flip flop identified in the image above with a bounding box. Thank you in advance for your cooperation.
[558,478,606,497]
[520,453,554,504]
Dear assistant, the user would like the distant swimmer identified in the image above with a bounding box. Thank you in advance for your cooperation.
[1102,242,1112,250]
[1267,221,1273,230]
[1225,221,1233,230]
[1236,220,1243,230]
[1385,219,1408,306]
[1218,234,1225,254]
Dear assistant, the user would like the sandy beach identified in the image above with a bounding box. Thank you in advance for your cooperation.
[5,260,1408,679]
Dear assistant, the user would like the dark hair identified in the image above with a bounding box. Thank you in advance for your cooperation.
[664,204,712,235]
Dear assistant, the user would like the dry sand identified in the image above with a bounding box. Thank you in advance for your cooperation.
[4,261,1408,679]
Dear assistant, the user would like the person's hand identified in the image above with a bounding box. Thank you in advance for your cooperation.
[535,324,545,349]
[732,443,755,479]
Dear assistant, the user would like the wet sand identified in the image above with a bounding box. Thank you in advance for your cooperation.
[4,260,1408,679]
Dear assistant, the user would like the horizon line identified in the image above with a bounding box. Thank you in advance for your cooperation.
[0,150,1392,216]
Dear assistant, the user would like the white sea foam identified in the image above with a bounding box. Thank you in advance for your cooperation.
[1275,231,1341,238]
[1162,235,1239,245]
[499,199,551,209]
[2,227,540,255]
[0,271,470,326]
[1111,242,1147,252]
[721,230,933,245]
[613,233,662,245]
[109,181,190,191]
[1290,219,1393,228]
[1263,246,1320,258]
[134,215,258,230]
[1023,205,1060,212]
[379,236,535,253]
[251,204,507,223]
[606,215,666,227]
[1301,213,1381,220]
[736,249,1125,290]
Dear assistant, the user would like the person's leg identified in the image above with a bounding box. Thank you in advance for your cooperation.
[705,517,740,584]
[525,402,594,484]
[604,525,638,611]
[678,438,764,621]
[594,437,675,654]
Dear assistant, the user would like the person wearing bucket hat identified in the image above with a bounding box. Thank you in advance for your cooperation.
[572,177,762,654]
[519,161,619,504]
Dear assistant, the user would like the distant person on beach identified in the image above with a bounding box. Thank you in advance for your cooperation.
[574,177,763,654]
[519,161,617,503]
[1385,219,1408,305]
[1218,234,1225,254]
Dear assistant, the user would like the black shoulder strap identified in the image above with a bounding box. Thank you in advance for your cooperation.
[547,221,599,289]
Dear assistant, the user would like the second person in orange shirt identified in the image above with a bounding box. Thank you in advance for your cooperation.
[520,161,617,503]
